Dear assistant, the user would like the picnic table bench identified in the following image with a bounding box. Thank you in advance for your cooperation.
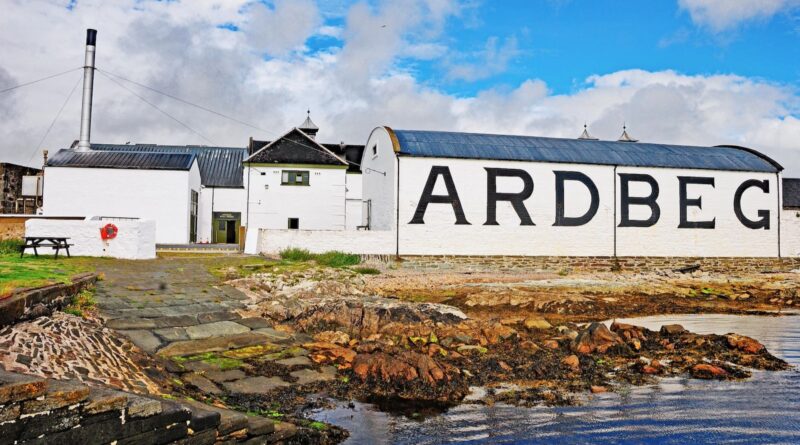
[19,237,73,258]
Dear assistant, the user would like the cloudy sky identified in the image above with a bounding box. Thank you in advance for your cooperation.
[1,0,799,173]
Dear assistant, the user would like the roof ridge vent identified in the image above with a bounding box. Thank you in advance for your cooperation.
[578,123,598,140]
[618,123,638,142]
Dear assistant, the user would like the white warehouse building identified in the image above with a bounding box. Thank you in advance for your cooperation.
[350,127,797,258]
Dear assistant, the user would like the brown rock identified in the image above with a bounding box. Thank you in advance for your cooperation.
[562,354,580,371]
[660,324,686,336]
[498,361,513,372]
[520,341,541,352]
[726,334,765,354]
[692,363,728,379]
[590,385,607,393]
[523,317,552,331]
[572,323,623,354]
[310,346,357,367]
[481,324,518,344]
[543,340,560,350]
[313,331,351,346]
[352,351,452,384]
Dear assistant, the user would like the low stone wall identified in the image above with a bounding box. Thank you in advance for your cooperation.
[397,255,800,274]
[0,368,293,445]
[0,273,98,328]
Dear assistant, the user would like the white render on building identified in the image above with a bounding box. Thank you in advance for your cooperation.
[43,151,201,244]
[358,127,789,258]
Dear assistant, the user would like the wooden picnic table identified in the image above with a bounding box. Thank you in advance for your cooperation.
[19,237,73,259]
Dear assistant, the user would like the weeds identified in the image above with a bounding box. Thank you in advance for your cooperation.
[0,239,23,255]
[353,266,381,275]
[63,288,97,318]
[279,248,361,268]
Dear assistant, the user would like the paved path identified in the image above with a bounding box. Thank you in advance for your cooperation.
[93,257,335,396]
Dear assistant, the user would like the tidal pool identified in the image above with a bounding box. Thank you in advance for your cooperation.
[310,314,800,444]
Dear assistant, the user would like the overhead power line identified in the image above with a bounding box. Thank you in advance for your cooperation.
[95,67,354,166]
[97,70,216,145]
[96,68,271,134]
[27,72,83,166]
[0,67,83,94]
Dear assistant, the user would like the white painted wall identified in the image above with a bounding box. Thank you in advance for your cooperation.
[781,208,800,257]
[258,228,395,255]
[361,127,398,230]
[395,157,780,257]
[197,187,246,243]
[615,167,778,257]
[244,165,347,231]
[43,164,201,244]
[25,218,156,259]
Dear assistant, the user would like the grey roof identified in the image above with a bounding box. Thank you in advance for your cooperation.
[783,178,800,208]
[91,144,247,187]
[391,129,782,173]
[47,149,196,171]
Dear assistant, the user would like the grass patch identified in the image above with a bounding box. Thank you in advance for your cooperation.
[63,289,96,317]
[280,248,315,262]
[314,251,360,268]
[0,254,94,297]
[279,248,361,268]
[353,266,380,275]
[0,239,23,255]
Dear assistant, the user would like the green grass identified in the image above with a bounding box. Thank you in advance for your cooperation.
[0,239,24,255]
[353,266,381,275]
[63,289,97,318]
[0,254,94,297]
[279,248,361,268]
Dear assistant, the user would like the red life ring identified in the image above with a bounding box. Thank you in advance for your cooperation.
[100,223,118,240]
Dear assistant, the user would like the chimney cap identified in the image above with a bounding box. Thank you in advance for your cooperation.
[86,29,97,46]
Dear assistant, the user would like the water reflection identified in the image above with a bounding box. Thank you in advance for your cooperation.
[312,314,800,444]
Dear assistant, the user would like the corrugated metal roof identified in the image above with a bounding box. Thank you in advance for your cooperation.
[47,149,196,171]
[391,129,782,173]
[91,144,247,187]
[783,178,800,208]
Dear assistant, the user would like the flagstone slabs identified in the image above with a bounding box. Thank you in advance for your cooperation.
[185,321,251,340]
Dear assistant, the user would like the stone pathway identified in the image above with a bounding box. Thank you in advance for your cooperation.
[93,257,336,396]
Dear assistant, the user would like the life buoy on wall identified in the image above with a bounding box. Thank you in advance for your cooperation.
[100,223,118,240]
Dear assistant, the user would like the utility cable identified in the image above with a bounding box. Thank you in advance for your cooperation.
[26,72,83,166]
[0,67,83,94]
[97,70,216,145]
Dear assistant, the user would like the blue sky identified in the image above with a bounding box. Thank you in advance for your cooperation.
[301,0,800,96]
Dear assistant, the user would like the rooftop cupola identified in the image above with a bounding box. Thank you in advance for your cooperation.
[298,109,319,140]
[617,124,638,143]
[577,123,598,140]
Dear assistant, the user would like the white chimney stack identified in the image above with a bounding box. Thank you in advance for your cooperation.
[76,29,97,152]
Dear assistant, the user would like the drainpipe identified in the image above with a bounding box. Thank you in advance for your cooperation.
[777,172,782,258]
[76,29,97,152]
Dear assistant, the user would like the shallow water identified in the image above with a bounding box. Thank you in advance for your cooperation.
[311,314,800,444]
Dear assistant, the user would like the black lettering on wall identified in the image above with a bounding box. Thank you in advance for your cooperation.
[618,173,660,227]
[678,176,716,229]
[409,166,470,225]
[553,171,599,226]
[484,168,535,226]
[734,179,771,230]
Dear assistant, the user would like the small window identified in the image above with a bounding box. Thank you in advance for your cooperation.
[288,218,299,229]
[281,170,309,186]
[218,221,225,230]
[372,145,377,156]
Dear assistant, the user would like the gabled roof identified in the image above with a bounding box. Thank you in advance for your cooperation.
[783,178,800,208]
[47,149,196,171]
[245,128,348,167]
[390,129,782,173]
[90,144,247,187]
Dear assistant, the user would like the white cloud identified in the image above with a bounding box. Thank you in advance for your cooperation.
[1,0,800,178]
[679,0,800,32]
[245,0,321,56]
[446,36,520,81]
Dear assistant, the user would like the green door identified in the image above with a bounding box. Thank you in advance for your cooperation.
[212,212,241,244]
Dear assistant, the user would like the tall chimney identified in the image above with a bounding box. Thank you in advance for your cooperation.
[76,29,97,152]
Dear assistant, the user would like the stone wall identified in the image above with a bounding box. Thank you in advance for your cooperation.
[0,163,40,215]
[0,217,25,241]
[0,273,98,328]
[0,368,294,445]
[397,255,800,274]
